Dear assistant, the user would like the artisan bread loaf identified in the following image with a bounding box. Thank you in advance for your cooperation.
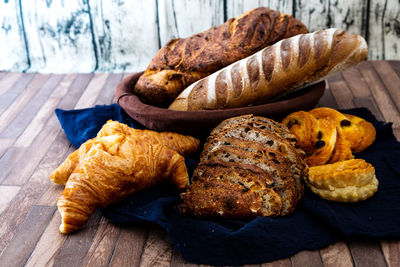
[133,7,308,105]
[169,28,368,111]
[179,115,307,218]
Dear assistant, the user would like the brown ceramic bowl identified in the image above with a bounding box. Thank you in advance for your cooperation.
[115,72,326,136]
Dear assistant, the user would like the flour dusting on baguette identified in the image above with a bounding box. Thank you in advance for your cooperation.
[169,28,368,111]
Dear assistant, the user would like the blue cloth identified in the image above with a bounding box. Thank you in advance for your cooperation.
[56,105,400,266]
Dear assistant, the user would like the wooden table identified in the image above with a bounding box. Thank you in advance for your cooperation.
[0,60,399,267]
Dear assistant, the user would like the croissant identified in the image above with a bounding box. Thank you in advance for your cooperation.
[50,121,200,234]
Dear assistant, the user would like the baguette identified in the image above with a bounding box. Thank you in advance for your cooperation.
[168,28,368,111]
[133,7,308,105]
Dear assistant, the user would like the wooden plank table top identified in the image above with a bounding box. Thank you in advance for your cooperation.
[0,60,399,267]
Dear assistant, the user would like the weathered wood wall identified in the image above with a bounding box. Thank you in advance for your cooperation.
[0,0,399,73]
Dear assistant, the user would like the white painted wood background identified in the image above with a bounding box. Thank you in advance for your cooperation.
[0,0,399,73]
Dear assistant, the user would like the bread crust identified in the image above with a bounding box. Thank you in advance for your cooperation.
[180,115,306,218]
[169,29,368,111]
[134,7,308,105]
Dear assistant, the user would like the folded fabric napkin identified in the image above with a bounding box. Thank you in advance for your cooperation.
[55,104,400,266]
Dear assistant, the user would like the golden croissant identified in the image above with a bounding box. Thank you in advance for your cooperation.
[49,120,200,234]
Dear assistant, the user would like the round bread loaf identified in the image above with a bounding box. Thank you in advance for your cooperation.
[179,115,307,218]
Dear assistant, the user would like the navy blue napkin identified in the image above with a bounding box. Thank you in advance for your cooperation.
[55,105,400,266]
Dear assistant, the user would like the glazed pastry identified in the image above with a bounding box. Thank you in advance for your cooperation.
[180,115,307,218]
[305,118,337,166]
[306,159,378,202]
[343,114,376,153]
[134,7,308,105]
[281,111,320,154]
[309,107,362,150]
[50,121,200,234]
[282,108,376,166]
[327,130,354,164]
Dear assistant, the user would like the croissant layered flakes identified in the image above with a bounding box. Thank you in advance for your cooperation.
[180,115,307,218]
[50,121,200,234]
[169,28,368,111]
[134,7,308,105]
[306,159,379,202]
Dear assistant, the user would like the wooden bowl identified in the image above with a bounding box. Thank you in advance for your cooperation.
[115,72,326,136]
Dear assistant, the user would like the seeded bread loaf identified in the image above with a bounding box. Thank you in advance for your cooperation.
[169,29,368,111]
[179,115,307,218]
[134,7,308,105]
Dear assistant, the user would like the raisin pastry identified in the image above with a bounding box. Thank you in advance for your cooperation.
[309,107,362,150]
[282,108,376,166]
[281,111,320,154]
[343,114,376,153]
[306,159,378,202]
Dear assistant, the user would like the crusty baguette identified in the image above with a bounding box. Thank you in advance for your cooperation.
[133,7,308,105]
[168,28,368,111]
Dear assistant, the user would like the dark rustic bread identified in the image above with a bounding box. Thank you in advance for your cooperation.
[134,7,308,105]
[180,115,307,218]
[169,29,368,110]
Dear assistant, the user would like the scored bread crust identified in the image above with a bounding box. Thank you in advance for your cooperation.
[169,28,368,111]
[134,7,308,105]
[180,115,307,218]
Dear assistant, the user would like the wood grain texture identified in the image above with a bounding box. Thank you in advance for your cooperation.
[0,205,56,267]
[82,217,121,267]
[139,226,173,267]
[291,250,323,267]
[0,75,77,185]
[89,0,159,72]
[0,72,22,97]
[0,74,50,135]
[158,0,224,46]
[36,144,75,206]
[0,185,20,215]
[381,240,400,267]
[170,248,199,267]
[0,73,35,115]
[294,0,367,34]
[0,1,29,71]
[319,242,353,267]
[52,210,102,267]
[0,139,14,158]
[226,0,292,16]
[20,0,96,72]
[74,73,109,109]
[372,61,400,112]
[348,239,388,267]
[25,212,67,267]
[327,73,356,109]
[13,74,78,148]
[109,225,148,267]
[0,74,63,139]
[0,126,73,253]
[1,0,400,72]
[369,0,400,60]
[261,258,291,267]
[94,73,124,105]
